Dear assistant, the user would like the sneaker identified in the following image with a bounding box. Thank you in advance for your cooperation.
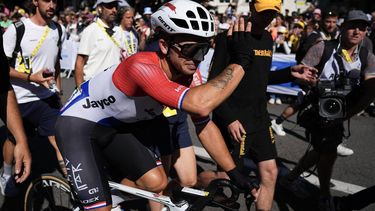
[0,174,19,197]
[268,98,275,104]
[337,143,354,157]
[279,176,311,198]
[271,119,286,136]
[319,196,336,211]
[275,98,282,105]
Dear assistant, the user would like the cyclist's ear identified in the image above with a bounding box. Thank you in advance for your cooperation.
[159,39,169,55]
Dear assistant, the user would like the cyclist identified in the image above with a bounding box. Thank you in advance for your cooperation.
[56,1,257,210]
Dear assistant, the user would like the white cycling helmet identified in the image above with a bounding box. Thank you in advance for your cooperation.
[151,0,215,38]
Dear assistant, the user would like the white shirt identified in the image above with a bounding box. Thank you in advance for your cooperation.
[113,26,139,59]
[78,18,121,81]
[3,18,65,103]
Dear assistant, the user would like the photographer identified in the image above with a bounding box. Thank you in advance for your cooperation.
[281,10,375,210]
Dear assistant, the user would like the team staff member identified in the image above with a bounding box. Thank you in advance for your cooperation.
[208,0,317,210]
[0,33,31,194]
[75,0,121,87]
[56,1,263,210]
[281,10,375,210]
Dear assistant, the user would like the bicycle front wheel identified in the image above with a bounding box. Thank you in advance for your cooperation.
[24,175,79,211]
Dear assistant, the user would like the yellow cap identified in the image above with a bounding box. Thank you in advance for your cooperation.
[295,21,305,28]
[253,0,281,13]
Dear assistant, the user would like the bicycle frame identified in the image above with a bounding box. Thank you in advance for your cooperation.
[25,174,244,211]
[109,181,196,211]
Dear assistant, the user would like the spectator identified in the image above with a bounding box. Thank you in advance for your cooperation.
[114,6,145,59]
[74,0,121,87]
[0,14,12,31]
[143,6,152,28]
[2,0,65,193]
[0,31,31,196]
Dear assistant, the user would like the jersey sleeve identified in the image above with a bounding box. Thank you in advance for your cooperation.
[113,58,190,109]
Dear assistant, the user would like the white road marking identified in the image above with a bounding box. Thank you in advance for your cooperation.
[193,146,366,194]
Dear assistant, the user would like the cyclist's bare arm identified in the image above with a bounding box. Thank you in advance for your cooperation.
[74,54,88,87]
[194,119,236,172]
[182,63,244,117]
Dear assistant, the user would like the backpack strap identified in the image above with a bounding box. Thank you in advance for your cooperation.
[315,40,339,74]
[9,21,25,67]
[52,21,63,47]
[358,46,368,73]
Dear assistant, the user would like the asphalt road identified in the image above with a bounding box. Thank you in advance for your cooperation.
[1,75,374,211]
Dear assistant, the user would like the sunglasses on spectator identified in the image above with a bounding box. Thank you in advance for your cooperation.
[171,42,210,62]
[345,22,368,31]
[102,2,118,9]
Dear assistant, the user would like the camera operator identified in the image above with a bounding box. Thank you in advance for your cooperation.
[281,10,375,210]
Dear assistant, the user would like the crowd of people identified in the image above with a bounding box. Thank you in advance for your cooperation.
[0,0,375,211]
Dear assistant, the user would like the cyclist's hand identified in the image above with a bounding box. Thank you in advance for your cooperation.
[14,142,32,183]
[227,120,246,143]
[227,17,253,71]
[226,167,259,199]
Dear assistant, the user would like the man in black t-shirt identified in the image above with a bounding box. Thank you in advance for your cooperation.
[0,32,31,191]
[208,1,317,210]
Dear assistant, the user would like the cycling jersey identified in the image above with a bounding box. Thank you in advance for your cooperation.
[61,52,191,126]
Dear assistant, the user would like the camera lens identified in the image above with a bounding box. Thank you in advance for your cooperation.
[323,99,342,115]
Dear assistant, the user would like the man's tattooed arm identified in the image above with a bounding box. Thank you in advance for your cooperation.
[207,67,234,89]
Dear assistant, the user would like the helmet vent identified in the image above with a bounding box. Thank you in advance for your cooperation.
[186,10,196,18]
[171,18,189,29]
[191,20,199,30]
[197,7,208,19]
[202,21,209,31]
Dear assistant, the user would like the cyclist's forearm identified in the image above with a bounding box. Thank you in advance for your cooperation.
[182,64,244,117]
[197,120,236,172]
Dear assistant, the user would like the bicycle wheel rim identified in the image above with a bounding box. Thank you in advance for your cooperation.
[24,175,78,211]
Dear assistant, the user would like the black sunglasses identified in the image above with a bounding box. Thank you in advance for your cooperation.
[171,42,210,62]
[102,2,118,9]
[345,22,368,31]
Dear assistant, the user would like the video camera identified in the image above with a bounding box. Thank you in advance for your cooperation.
[317,69,360,120]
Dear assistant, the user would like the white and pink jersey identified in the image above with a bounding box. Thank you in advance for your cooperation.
[60,52,191,126]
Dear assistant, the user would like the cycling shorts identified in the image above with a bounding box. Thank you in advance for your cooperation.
[166,110,193,150]
[55,115,170,210]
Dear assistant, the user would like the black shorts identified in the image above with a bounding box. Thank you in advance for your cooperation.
[55,115,170,210]
[218,122,277,163]
[18,95,60,136]
[243,127,278,163]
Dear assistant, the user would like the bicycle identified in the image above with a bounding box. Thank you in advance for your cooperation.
[24,173,255,211]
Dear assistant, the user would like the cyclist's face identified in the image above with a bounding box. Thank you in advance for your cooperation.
[168,35,210,75]
[34,0,56,20]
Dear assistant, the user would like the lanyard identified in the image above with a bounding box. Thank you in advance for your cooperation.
[341,49,353,63]
[32,26,51,57]
[124,30,135,55]
[96,20,122,49]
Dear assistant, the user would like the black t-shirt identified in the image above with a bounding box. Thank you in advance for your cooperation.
[0,31,11,123]
[210,31,274,133]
